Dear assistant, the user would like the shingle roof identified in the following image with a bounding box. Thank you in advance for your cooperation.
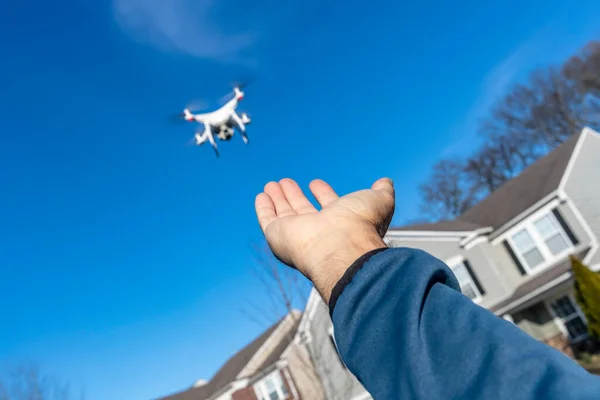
[489,247,590,313]
[459,132,581,229]
[390,132,582,233]
[157,315,299,400]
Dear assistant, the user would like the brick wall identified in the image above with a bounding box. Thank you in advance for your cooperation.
[232,386,257,400]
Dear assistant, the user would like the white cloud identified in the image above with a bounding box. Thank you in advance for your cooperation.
[113,0,258,64]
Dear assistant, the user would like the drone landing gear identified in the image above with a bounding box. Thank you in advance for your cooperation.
[195,128,220,157]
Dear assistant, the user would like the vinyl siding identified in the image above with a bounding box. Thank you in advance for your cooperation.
[563,128,600,267]
[305,292,371,400]
[284,342,327,400]
[489,201,592,291]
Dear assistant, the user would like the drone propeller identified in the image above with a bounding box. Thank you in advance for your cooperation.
[185,98,209,112]
[169,112,188,124]
[219,83,252,105]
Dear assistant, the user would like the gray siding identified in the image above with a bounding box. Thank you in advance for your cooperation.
[563,129,600,267]
[485,239,526,289]
[386,238,511,307]
[487,201,592,292]
[306,293,371,400]
[386,199,592,311]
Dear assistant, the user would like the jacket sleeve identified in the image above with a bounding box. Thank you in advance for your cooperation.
[329,247,600,400]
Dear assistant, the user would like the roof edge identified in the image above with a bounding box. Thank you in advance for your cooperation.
[458,227,494,247]
[236,311,300,379]
[297,288,322,337]
[488,191,561,239]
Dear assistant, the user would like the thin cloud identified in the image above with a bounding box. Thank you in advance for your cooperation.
[441,19,600,157]
[112,0,258,64]
[442,25,557,157]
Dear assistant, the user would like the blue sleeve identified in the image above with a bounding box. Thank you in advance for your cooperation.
[329,247,600,400]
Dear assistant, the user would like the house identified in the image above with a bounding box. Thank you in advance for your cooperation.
[296,127,600,400]
[157,310,326,400]
[296,289,373,400]
[385,127,600,355]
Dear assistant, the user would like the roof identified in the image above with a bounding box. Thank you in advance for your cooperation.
[490,247,590,313]
[157,314,300,400]
[459,132,581,229]
[390,132,582,234]
[254,316,301,373]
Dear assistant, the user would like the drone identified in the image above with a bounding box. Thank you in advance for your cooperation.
[175,84,252,157]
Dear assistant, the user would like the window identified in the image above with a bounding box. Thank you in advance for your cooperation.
[534,215,570,255]
[511,229,545,269]
[508,210,573,274]
[450,261,482,301]
[549,295,588,342]
[253,370,288,400]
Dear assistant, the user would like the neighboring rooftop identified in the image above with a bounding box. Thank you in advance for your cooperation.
[391,131,583,233]
[157,313,300,400]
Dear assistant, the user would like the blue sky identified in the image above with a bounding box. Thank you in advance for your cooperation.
[1,0,600,399]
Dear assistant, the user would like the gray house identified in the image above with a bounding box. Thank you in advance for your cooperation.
[386,127,600,354]
[296,289,373,400]
[298,127,600,399]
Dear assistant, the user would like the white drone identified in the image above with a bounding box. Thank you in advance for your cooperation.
[175,84,252,157]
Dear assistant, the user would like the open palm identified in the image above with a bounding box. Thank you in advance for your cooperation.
[255,178,395,282]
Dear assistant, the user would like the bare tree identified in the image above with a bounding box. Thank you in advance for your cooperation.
[563,41,600,99]
[418,159,479,221]
[0,364,83,400]
[418,40,600,219]
[241,241,311,328]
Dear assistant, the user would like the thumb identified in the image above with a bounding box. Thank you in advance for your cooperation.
[371,177,394,195]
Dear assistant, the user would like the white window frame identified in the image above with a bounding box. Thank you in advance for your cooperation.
[328,326,347,369]
[253,370,288,400]
[445,256,482,303]
[503,203,575,275]
[545,293,589,343]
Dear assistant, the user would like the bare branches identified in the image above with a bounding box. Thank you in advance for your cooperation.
[417,39,600,221]
[0,364,83,400]
[241,241,311,327]
[418,159,479,221]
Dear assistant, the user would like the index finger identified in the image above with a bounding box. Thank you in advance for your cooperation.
[255,192,278,232]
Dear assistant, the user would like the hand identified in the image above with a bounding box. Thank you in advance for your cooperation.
[255,178,394,302]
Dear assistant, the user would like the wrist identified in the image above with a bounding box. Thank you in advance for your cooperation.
[305,230,387,303]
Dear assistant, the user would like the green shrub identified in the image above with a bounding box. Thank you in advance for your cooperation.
[571,256,600,340]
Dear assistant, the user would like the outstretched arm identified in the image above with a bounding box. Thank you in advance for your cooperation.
[254,178,600,400]
[330,246,600,400]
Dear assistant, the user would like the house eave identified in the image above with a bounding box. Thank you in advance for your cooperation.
[488,190,562,241]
